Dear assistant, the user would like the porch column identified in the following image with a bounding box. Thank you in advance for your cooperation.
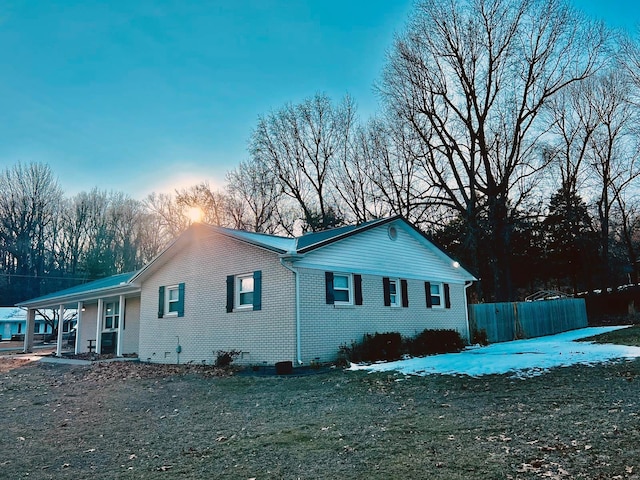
[23,308,36,353]
[95,299,103,354]
[116,295,125,357]
[56,304,64,357]
[75,302,83,355]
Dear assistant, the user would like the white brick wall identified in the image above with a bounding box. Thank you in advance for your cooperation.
[297,268,470,363]
[138,231,296,365]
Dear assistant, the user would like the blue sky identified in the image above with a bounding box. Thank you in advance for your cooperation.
[0,1,637,199]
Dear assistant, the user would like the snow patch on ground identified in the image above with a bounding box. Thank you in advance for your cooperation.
[348,326,640,378]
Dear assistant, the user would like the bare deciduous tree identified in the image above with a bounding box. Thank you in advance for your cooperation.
[226,160,284,234]
[381,0,605,300]
[250,93,355,232]
[0,162,63,303]
[585,72,640,285]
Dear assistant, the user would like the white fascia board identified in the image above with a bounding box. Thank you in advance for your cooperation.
[17,285,141,310]
[292,261,470,285]
[400,222,477,281]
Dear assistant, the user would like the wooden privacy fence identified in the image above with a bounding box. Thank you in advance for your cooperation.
[468,298,588,344]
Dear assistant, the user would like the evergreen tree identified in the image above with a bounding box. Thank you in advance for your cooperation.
[543,186,598,293]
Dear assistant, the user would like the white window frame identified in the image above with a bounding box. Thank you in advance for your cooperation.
[389,278,401,307]
[430,282,444,309]
[104,301,120,329]
[164,285,180,317]
[333,273,353,306]
[235,273,254,309]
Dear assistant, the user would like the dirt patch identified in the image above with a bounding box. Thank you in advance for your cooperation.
[0,357,32,372]
[2,359,640,479]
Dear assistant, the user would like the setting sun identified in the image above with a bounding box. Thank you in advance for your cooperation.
[186,206,204,223]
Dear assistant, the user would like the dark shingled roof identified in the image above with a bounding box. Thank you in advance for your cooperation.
[17,271,138,306]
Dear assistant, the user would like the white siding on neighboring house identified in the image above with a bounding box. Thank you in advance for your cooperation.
[297,269,470,363]
[138,231,296,365]
[296,220,471,285]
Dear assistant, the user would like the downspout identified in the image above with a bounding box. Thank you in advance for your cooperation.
[464,281,473,343]
[280,256,302,365]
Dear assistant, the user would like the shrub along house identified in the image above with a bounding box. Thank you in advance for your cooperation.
[17,216,476,365]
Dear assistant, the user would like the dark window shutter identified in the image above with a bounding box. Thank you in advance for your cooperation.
[444,283,451,309]
[158,286,165,318]
[177,283,185,317]
[425,282,433,308]
[401,279,409,307]
[325,272,334,304]
[253,270,262,311]
[383,277,391,306]
[354,274,363,306]
[226,275,235,313]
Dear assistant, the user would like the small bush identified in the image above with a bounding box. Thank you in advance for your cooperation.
[215,350,241,368]
[338,329,466,364]
[472,329,489,346]
[340,332,403,363]
[406,329,465,356]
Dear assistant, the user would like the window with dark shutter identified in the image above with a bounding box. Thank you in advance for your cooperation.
[425,281,445,308]
[444,283,451,309]
[177,283,185,317]
[383,277,391,306]
[158,286,165,318]
[325,272,335,304]
[226,275,234,313]
[253,270,262,311]
[401,279,409,307]
[354,274,363,306]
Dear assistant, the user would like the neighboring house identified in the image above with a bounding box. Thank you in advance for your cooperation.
[0,307,73,341]
[17,216,476,365]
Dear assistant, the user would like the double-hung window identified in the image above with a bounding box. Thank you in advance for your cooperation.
[226,271,262,312]
[167,286,180,315]
[333,274,351,304]
[430,283,443,308]
[236,274,254,308]
[389,279,399,306]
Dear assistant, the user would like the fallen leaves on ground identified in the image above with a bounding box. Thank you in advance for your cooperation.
[79,361,236,383]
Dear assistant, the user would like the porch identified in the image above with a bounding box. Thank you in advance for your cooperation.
[16,271,141,359]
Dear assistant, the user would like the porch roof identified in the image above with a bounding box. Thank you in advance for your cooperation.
[16,271,140,309]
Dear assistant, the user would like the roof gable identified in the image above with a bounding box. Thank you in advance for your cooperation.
[131,223,296,284]
[292,218,476,283]
[295,217,395,252]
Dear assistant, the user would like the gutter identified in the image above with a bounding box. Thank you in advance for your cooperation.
[279,254,303,365]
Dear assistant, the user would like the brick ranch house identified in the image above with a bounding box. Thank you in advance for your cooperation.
[17,216,476,365]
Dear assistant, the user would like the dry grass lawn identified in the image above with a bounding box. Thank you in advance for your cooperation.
[1,343,640,479]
